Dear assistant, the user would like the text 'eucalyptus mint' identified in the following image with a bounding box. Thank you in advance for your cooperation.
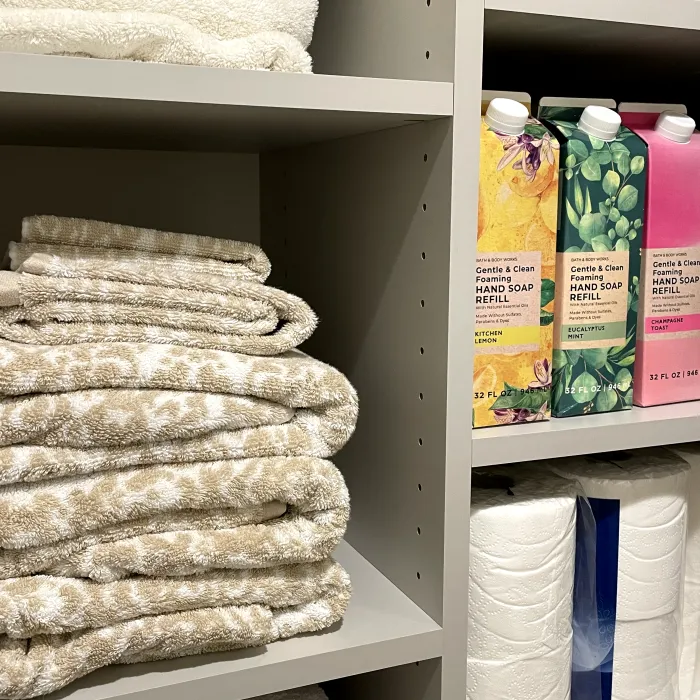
[539,101,647,417]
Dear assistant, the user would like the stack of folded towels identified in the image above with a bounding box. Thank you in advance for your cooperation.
[0,215,357,699]
[0,0,318,72]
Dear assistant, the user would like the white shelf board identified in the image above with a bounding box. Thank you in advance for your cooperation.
[472,403,700,468]
[0,53,453,151]
[49,541,442,700]
[485,0,700,31]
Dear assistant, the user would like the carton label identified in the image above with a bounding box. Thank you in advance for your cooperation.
[555,251,629,349]
[474,252,541,355]
[641,246,700,340]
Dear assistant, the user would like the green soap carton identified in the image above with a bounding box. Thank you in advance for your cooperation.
[538,99,647,417]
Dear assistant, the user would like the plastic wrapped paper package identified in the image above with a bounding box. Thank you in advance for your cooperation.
[668,443,700,700]
[553,449,689,700]
[468,467,577,700]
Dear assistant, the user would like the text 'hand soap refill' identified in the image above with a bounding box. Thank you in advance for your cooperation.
[539,102,647,417]
[473,97,560,428]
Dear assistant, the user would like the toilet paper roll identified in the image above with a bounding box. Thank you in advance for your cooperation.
[468,643,572,700]
[612,614,680,700]
[554,449,689,621]
[669,443,700,700]
[469,468,577,661]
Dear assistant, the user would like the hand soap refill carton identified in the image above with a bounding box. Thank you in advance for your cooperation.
[473,96,560,428]
[538,99,647,417]
[618,103,700,407]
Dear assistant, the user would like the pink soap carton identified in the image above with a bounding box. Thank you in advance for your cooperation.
[619,103,700,407]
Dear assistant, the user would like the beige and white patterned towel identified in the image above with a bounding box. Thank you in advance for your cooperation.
[0,456,349,580]
[0,260,315,357]
[22,216,272,279]
[1,216,314,354]
[0,342,357,456]
[0,560,349,698]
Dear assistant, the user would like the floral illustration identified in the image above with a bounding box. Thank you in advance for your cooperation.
[487,357,553,424]
[529,358,552,389]
[495,123,559,182]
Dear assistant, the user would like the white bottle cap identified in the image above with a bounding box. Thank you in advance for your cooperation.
[484,98,529,136]
[655,111,696,144]
[577,105,621,142]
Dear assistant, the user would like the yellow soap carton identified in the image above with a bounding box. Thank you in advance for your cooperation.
[473,96,560,428]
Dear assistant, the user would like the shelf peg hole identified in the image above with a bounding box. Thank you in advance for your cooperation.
[425,50,430,60]
[419,392,424,400]
[421,252,426,260]
[417,571,421,580]
[420,347,424,355]
[422,203,427,211]
[418,483,422,491]
[427,0,431,5]
[418,438,423,446]
[417,526,421,535]
[423,153,428,162]
[420,299,425,307]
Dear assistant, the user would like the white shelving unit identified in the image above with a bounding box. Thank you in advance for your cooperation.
[485,0,700,29]
[1,1,698,700]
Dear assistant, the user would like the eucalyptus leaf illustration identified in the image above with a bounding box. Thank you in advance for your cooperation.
[569,140,589,161]
[540,311,554,326]
[616,238,630,251]
[582,348,609,369]
[565,154,577,168]
[617,185,639,212]
[615,216,630,237]
[591,235,613,252]
[596,390,618,412]
[553,349,568,370]
[571,372,598,403]
[581,157,602,182]
[566,200,580,228]
[590,149,612,165]
[615,368,633,392]
[574,176,585,216]
[566,245,582,253]
[609,207,621,222]
[579,213,606,243]
[603,170,621,196]
[610,142,630,164]
[585,188,593,214]
[617,153,631,177]
[566,349,581,365]
[599,202,611,216]
[589,136,605,150]
[630,156,645,174]
[540,279,555,307]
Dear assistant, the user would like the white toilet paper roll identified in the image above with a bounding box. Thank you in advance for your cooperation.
[669,443,700,700]
[554,449,689,621]
[612,614,680,700]
[469,469,577,661]
[468,643,572,700]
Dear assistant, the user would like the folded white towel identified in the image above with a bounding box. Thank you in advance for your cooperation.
[0,6,313,72]
[0,0,318,45]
